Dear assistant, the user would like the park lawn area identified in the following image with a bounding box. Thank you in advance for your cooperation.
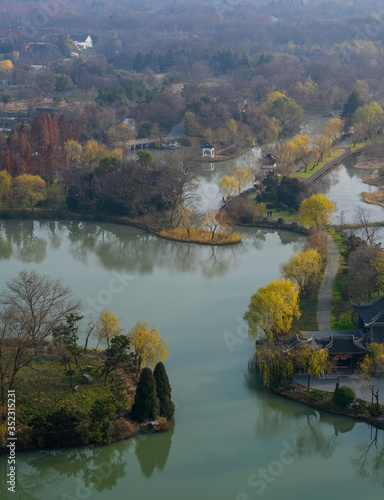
[251,201,301,221]
[269,209,300,221]
[348,134,384,152]
[294,148,346,179]
[13,354,132,427]
[290,292,319,333]
[328,228,357,330]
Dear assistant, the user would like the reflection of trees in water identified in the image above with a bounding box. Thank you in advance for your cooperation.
[243,360,357,460]
[64,222,243,279]
[0,221,47,263]
[278,230,304,247]
[134,423,174,478]
[0,444,127,499]
[314,165,342,195]
[0,425,174,499]
[67,221,104,263]
[352,426,384,488]
[0,220,301,278]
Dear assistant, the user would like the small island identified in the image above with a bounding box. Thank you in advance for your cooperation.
[0,271,174,454]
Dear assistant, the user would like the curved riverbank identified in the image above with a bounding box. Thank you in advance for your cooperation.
[272,381,384,431]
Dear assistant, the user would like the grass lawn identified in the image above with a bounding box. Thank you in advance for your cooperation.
[328,228,357,330]
[251,201,301,221]
[14,354,131,426]
[294,148,346,179]
[291,292,319,333]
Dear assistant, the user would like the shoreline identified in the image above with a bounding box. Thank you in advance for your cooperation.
[272,382,384,430]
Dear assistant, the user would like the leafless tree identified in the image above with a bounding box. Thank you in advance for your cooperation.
[353,206,382,246]
[0,271,81,402]
[0,270,81,352]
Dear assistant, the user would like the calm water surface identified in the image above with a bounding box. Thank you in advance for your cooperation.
[315,160,384,223]
[0,221,383,500]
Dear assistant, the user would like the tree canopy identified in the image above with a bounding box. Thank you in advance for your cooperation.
[299,194,335,231]
[244,278,300,339]
[128,321,168,376]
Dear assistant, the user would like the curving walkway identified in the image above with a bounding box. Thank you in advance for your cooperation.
[317,233,340,330]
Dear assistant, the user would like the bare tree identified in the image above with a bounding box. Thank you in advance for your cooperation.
[353,206,382,246]
[0,270,81,352]
[0,271,81,402]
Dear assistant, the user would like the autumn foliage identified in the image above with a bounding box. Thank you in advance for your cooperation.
[0,113,79,177]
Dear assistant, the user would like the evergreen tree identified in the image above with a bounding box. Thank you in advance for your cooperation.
[341,90,363,120]
[131,368,159,423]
[153,362,175,419]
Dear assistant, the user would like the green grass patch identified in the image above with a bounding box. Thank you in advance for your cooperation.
[14,356,131,426]
[258,203,300,222]
[328,228,358,330]
[294,148,346,179]
[347,134,384,152]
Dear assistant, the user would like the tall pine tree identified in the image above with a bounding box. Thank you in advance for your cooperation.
[341,90,363,121]
[131,368,159,423]
[153,362,175,419]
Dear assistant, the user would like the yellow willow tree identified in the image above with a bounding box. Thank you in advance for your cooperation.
[298,193,335,232]
[0,170,11,207]
[64,139,82,163]
[232,168,252,194]
[14,174,46,209]
[292,345,329,391]
[128,321,168,376]
[81,140,108,168]
[322,118,344,143]
[281,249,322,296]
[244,278,300,340]
[256,340,294,389]
[95,309,121,349]
[219,175,237,201]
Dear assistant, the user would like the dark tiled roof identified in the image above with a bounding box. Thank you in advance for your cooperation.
[352,295,384,326]
[369,327,384,344]
[315,335,368,355]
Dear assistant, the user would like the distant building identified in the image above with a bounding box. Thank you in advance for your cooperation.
[201,141,215,158]
[71,35,93,50]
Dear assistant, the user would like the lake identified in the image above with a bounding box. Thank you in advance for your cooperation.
[0,220,383,500]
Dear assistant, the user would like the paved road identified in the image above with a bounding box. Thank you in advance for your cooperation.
[317,234,340,330]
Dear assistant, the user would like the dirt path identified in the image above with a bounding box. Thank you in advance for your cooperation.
[317,234,340,330]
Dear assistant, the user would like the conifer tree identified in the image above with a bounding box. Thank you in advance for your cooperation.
[131,368,159,423]
[153,362,175,419]
[341,90,363,121]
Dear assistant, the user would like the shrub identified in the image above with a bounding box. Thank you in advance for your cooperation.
[88,418,113,445]
[157,416,171,432]
[112,419,137,441]
[368,404,382,417]
[333,386,356,407]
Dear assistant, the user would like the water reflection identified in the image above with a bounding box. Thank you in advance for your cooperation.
[0,445,127,500]
[314,160,384,223]
[134,424,174,477]
[0,221,47,263]
[352,426,384,488]
[0,221,297,279]
[243,361,368,463]
[0,425,174,499]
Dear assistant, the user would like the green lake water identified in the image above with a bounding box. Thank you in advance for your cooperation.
[0,220,383,500]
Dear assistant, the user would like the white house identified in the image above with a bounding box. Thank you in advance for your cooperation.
[71,35,93,50]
